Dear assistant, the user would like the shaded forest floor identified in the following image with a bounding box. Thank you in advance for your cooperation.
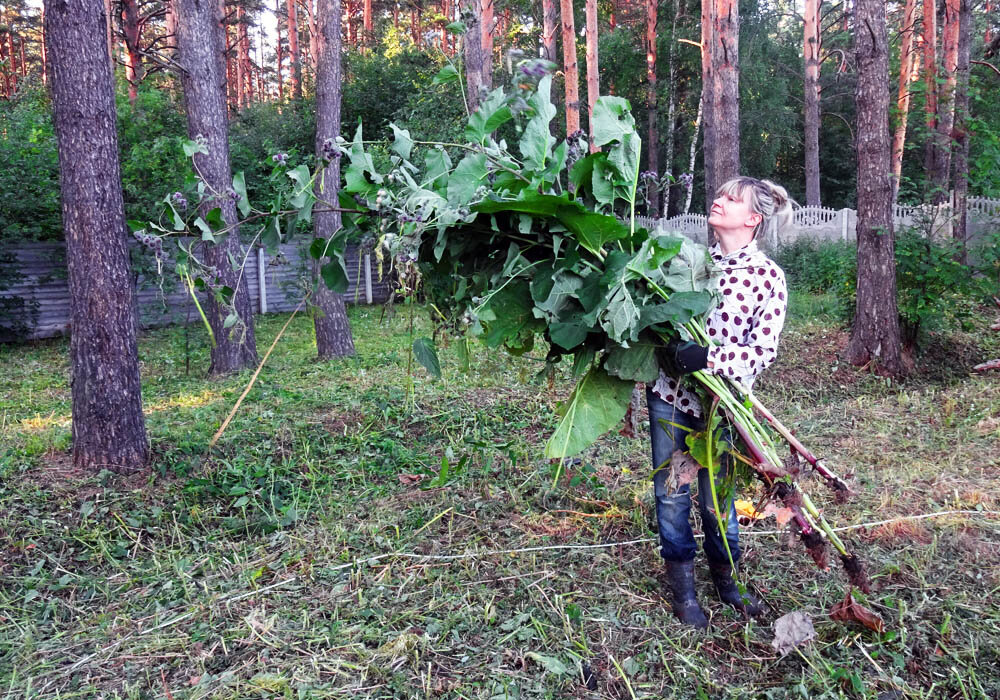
[2,294,999,699]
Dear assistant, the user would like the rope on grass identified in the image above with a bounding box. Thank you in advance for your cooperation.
[326,509,1000,570]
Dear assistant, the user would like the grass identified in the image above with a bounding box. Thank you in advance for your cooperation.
[1,295,999,699]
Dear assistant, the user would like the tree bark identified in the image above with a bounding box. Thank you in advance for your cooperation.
[44,0,149,474]
[121,0,144,102]
[684,95,703,214]
[287,0,302,98]
[463,0,484,111]
[662,0,679,216]
[177,0,259,375]
[276,0,284,99]
[891,0,919,201]
[803,0,821,206]
[236,5,248,109]
[846,0,905,376]
[952,0,971,258]
[644,0,657,209]
[481,0,493,91]
[363,0,372,44]
[313,0,356,358]
[165,0,178,58]
[935,0,960,202]
[305,0,320,74]
[560,0,579,137]
[922,0,942,195]
[586,0,600,154]
[542,0,557,63]
[700,0,716,205]
[710,0,740,194]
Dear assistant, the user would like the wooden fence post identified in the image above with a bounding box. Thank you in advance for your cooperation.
[364,251,373,304]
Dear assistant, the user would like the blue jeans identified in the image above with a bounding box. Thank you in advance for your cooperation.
[646,386,741,563]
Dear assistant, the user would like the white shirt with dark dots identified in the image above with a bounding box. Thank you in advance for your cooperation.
[651,239,787,418]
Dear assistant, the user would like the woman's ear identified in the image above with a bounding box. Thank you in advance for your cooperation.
[746,212,763,229]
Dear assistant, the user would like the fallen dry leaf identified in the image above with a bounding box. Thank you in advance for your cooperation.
[397,473,425,485]
[664,450,701,492]
[829,588,885,634]
[760,502,796,527]
[772,610,816,657]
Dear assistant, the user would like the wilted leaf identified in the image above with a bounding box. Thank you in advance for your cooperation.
[658,449,701,493]
[829,589,885,634]
[760,502,796,527]
[771,611,817,657]
[525,651,569,675]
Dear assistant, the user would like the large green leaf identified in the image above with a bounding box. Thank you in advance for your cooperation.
[465,88,513,144]
[549,318,589,350]
[448,152,488,205]
[557,208,629,257]
[480,281,544,352]
[320,259,349,293]
[604,341,660,382]
[390,123,413,160]
[638,291,716,330]
[659,235,716,292]
[412,337,442,379]
[519,74,557,172]
[592,96,636,148]
[544,364,635,458]
[533,269,584,321]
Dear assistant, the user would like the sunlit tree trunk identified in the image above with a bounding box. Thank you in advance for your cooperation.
[891,0,919,201]
[935,0,961,202]
[952,0,971,256]
[44,0,149,474]
[541,0,557,62]
[177,0,259,375]
[662,0,680,216]
[121,0,144,102]
[165,0,178,58]
[644,0,658,208]
[411,6,420,46]
[803,0,821,206]
[287,0,302,98]
[847,0,905,376]
[236,5,248,108]
[586,0,599,154]
[314,0,356,357]
[276,0,284,99]
[560,0,579,137]
[305,0,320,72]
[363,0,372,44]
[922,0,941,194]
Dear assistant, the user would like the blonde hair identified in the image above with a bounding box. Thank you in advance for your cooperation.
[715,177,795,245]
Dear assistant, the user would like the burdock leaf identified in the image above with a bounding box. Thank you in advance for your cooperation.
[829,590,885,634]
[320,259,349,293]
[549,319,589,350]
[544,364,634,459]
[638,291,716,330]
[661,236,715,293]
[771,611,817,658]
[389,123,413,160]
[432,63,459,85]
[466,88,513,144]
[604,342,659,382]
[412,337,442,379]
[525,652,569,675]
[448,152,488,205]
[558,208,630,257]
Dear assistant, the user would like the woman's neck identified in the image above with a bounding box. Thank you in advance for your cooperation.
[715,229,756,255]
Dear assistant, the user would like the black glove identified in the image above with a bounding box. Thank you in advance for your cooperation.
[660,339,709,376]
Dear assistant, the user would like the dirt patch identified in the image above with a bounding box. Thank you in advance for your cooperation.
[322,409,367,436]
[757,328,863,396]
[861,520,934,545]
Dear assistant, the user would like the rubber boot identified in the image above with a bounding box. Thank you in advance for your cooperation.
[708,560,762,617]
[664,560,709,628]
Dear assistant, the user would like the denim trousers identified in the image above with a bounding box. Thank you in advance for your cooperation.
[646,386,741,563]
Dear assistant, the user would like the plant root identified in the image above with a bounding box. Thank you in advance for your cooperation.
[840,553,871,593]
[801,529,829,570]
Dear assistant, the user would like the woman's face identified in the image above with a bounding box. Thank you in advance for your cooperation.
[708,188,761,235]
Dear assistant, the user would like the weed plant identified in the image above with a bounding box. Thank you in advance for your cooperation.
[1,299,999,698]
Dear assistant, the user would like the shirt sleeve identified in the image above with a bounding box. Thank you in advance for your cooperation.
[706,269,787,387]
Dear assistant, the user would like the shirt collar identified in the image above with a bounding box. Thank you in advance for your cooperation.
[710,239,759,264]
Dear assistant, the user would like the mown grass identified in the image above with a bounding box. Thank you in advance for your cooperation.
[1,295,999,699]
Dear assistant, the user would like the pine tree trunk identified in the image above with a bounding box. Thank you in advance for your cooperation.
[313,0,356,358]
[684,95,702,214]
[662,0,679,216]
[463,0,484,111]
[700,0,716,206]
[922,0,942,195]
[644,0,658,210]
[936,0,960,202]
[803,0,821,206]
[846,0,906,376]
[363,0,372,44]
[121,0,144,102]
[44,0,149,474]
[560,0,579,137]
[481,0,493,91]
[891,0,919,201]
[177,0,259,375]
[287,0,302,98]
[411,7,420,46]
[306,0,320,71]
[711,0,740,191]
[165,0,178,57]
[542,0,557,62]
[586,0,600,154]
[952,0,971,258]
[276,0,284,99]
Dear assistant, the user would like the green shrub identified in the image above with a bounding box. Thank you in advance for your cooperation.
[774,238,855,294]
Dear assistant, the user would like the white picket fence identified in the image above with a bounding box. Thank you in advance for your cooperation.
[640,195,1000,248]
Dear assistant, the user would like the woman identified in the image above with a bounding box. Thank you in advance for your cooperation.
[649,177,793,628]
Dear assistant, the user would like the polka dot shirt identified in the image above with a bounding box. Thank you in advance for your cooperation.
[651,239,787,418]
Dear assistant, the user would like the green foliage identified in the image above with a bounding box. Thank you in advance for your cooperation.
[0,80,61,240]
[774,238,856,295]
